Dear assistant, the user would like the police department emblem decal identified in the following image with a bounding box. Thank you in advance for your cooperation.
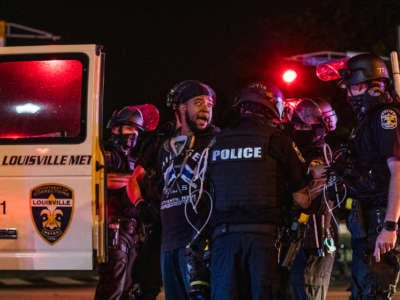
[30,184,74,245]
[381,109,397,129]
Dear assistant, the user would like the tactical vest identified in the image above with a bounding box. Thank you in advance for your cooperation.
[209,118,284,225]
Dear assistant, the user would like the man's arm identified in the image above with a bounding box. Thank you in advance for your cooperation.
[373,157,400,262]
[292,181,326,209]
[107,173,131,189]
[292,164,328,209]
[292,186,311,209]
[126,164,146,206]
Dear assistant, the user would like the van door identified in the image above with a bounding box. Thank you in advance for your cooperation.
[0,44,106,270]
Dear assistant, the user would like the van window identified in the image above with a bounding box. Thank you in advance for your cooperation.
[0,53,88,144]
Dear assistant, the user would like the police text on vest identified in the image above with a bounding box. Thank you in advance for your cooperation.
[211,147,262,161]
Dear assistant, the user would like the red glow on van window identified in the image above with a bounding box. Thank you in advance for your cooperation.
[0,133,25,139]
[39,60,73,76]
[0,59,84,139]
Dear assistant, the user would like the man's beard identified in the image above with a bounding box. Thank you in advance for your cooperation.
[185,111,209,134]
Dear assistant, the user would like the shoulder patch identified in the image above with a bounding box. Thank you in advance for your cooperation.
[380,109,398,130]
[292,141,306,163]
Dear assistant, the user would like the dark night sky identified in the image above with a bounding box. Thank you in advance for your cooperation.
[1,1,398,131]
[0,1,317,123]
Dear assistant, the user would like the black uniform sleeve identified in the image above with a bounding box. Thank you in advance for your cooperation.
[268,131,310,193]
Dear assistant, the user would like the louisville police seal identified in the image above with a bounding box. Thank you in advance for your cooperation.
[30,183,74,245]
[380,109,398,130]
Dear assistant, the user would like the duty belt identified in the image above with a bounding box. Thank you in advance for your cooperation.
[212,223,277,240]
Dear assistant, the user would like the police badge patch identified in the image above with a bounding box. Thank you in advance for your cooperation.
[380,109,398,129]
[30,184,74,245]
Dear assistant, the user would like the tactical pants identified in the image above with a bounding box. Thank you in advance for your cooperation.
[131,226,162,300]
[95,227,137,300]
[289,247,334,300]
[210,230,289,300]
[348,207,400,299]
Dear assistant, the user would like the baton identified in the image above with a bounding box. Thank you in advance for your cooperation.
[390,51,400,99]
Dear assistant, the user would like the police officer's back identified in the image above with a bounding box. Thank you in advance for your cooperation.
[208,82,316,300]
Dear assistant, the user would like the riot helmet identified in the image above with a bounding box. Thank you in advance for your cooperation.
[234,81,285,121]
[166,80,216,109]
[340,53,390,86]
[288,97,337,147]
[106,106,144,153]
[290,98,337,132]
[340,53,391,120]
[107,106,144,130]
[317,98,338,132]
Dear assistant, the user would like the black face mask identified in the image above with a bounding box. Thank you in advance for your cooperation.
[111,132,138,152]
[348,94,386,121]
[123,133,138,149]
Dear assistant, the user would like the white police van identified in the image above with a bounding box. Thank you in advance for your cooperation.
[0,44,106,270]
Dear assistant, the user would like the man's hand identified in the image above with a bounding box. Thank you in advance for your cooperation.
[292,186,311,209]
[374,157,400,262]
[373,229,397,263]
[309,164,328,180]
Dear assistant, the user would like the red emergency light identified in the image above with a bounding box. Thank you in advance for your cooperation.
[282,69,298,84]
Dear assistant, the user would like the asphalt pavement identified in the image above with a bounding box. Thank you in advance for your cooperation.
[0,271,399,300]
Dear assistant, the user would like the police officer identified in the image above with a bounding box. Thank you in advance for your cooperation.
[285,97,339,300]
[95,105,160,300]
[129,80,219,300]
[208,82,324,300]
[335,53,400,299]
